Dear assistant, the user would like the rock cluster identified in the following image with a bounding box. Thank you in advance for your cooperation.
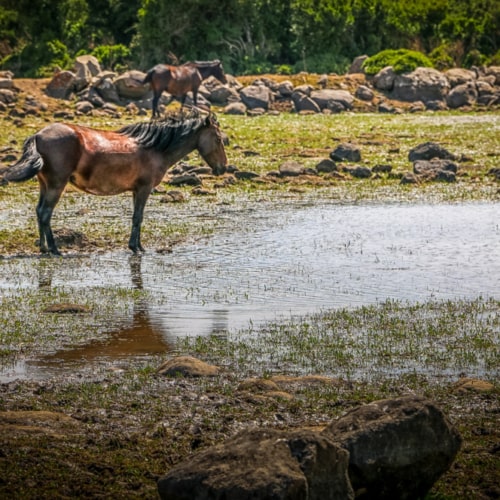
[164,140,461,188]
[155,381,462,500]
[2,55,499,118]
[155,359,464,499]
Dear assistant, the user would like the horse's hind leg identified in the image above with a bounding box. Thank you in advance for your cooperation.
[152,91,160,118]
[36,180,66,255]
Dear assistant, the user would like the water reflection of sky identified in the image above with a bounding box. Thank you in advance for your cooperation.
[1,202,498,342]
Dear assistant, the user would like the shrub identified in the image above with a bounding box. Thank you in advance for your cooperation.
[91,44,131,71]
[36,40,72,77]
[362,49,434,75]
[464,49,488,68]
[487,50,500,66]
[275,64,293,75]
[429,45,455,71]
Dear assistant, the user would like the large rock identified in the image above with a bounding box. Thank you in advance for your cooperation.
[392,67,450,103]
[408,142,456,161]
[0,77,14,90]
[348,55,368,74]
[446,82,478,108]
[292,93,321,113]
[114,70,150,99]
[323,395,461,500]
[45,70,77,99]
[93,72,120,103]
[74,55,101,92]
[373,66,397,91]
[330,143,362,162]
[310,89,354,111]
[0,89,16,104]
[157,428,354,500]
[240,84,273,110]
[483,65,500,85]
[445,68,476,87]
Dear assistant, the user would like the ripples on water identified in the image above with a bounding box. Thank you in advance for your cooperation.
[0,202,498,379]
[2,202,499,336]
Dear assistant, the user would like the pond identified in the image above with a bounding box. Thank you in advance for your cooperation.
[1,201,498,380]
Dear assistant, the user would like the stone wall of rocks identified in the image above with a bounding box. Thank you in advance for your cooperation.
[2,54,498,118]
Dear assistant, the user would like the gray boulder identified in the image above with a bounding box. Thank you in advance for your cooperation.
[323,395,461,500]
[223,102,247,115]
[0,77,14,90]
[445,68,476,87]
[93,72,120,103]
[292,93,321,113]
[277,80,294,97]
[0,89,16,104]
[413,159,458,182]
[311,89,354,111]
[280,160,306,177]
[74,55,101,92]
[355,85,374,101]
[343,165,372,179]
[392,67,450,103]
[240,84,273,110]
[408,142,456,162]
[114,70,150,100]
[316,159,338,173]
[348,55,368,74]
[373,66,397,91]
[45,71,77,99]
[157,428,354,500]
[330,143,362,162]
[483,65,500,85]
[446,82,478,108]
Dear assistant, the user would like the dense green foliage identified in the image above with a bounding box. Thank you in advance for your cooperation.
[362,49,435,75]
[0,0,498,76]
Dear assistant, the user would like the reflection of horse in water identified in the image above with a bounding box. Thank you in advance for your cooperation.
[35,255,230,367]
[143,60,227,117]
[37,255,170,363]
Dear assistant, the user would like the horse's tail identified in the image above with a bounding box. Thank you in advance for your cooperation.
[0,135,43,185]
[143,68,154,85]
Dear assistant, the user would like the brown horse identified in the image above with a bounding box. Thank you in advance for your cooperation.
[143,60,227,118]
[1,109,227,255]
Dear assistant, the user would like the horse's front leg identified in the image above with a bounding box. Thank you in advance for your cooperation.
[129,188,151,253]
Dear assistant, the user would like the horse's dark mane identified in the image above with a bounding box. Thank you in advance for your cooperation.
[191,60,220,67]
[118,109,206,151]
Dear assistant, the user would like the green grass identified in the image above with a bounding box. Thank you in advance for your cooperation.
[177,297,500,384]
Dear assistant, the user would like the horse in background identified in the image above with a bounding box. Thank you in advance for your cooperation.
[0,109,227,255]
[143,60,227,118]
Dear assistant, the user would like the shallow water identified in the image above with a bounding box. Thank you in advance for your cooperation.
[1,201,499,380]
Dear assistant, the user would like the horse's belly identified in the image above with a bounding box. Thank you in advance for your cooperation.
[69,171,132,196]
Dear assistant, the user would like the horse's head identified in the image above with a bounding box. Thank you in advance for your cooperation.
[213,61,228,84]
[197,113,227,176]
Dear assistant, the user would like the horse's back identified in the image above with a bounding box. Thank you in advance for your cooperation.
[36,123,81,159]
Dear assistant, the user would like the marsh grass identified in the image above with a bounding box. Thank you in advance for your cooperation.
[0,284,146,358]
[177,297,500,383]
